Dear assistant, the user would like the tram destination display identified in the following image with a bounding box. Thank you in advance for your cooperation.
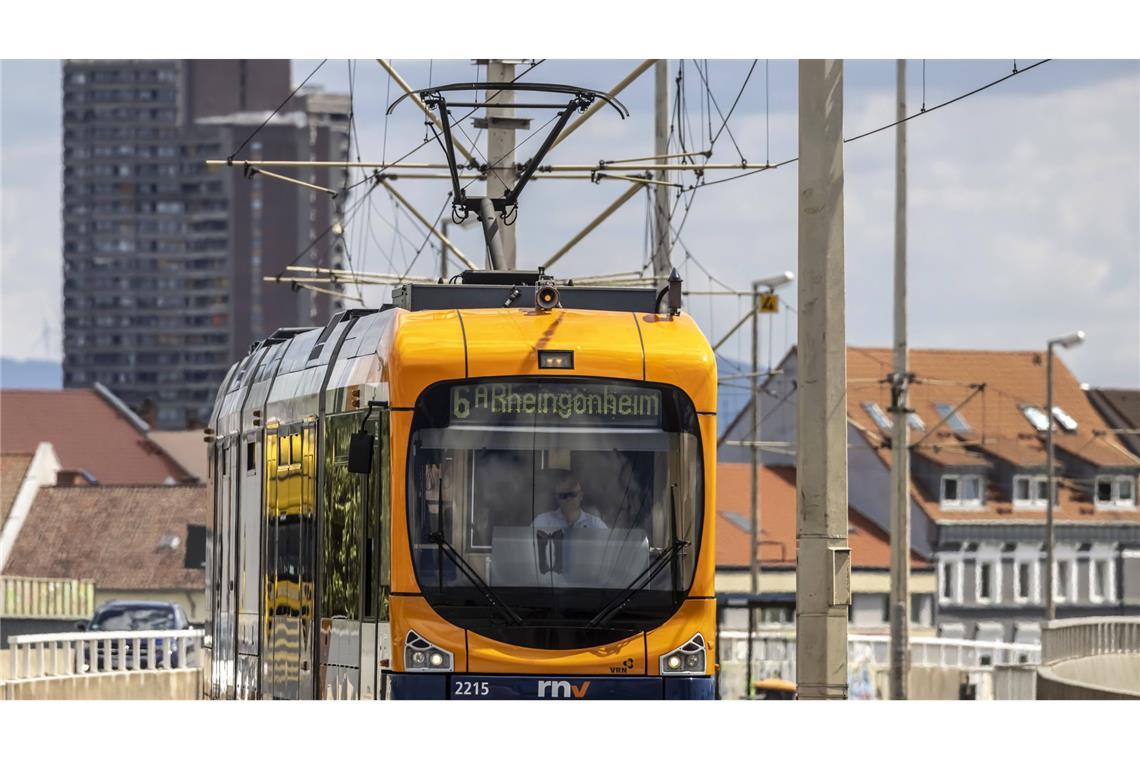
[450,381,662,427]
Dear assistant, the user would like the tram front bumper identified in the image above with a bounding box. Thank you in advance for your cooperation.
[387,673,715,700]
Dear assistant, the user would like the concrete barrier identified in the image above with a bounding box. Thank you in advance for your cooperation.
[1037,618,1140,699]
[993,665,1037,700]
[1,668,201,700]
[873,666,966,700]
[1037,655,1140,700]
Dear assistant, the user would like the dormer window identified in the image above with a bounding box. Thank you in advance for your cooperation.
[863,402,892,432]
[1051,406,1078,432]
[1095,475,1136,509]
[933,403,971,433]
[942,473,983,508]
[1020,405,1050,432]
[1013,475,1054,509]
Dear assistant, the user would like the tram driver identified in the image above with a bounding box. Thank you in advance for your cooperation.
[532,471,608,531]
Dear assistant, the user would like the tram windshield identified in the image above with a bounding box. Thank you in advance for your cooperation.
[408,379,703,649]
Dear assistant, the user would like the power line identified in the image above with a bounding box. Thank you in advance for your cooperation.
[229,59,328,163]
[691,59,1053,192]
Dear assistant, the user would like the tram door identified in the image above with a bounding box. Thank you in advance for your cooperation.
[264,424,317,699]
[319,411,388,699]
[213,440,238,699]
[235,430,263,699]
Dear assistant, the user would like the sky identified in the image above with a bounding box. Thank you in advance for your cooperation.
[2,57,1138,388]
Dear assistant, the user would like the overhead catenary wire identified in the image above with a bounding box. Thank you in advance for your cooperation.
[228,59,328,163]
[694,59,1053,191]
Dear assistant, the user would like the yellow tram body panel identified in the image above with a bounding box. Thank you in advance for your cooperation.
[384,306,718,676]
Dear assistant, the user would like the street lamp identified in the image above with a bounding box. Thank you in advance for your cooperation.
[745,270,795,697]
[1044,330,1085,621]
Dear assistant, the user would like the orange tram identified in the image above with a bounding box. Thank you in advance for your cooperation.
[204,270,717,699]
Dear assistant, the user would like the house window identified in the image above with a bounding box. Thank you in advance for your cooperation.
[933,403,971,433]
[1087,547,1117,604]
[1054,559,1072,603]
[907,413,925,431]
[978,563,994,603]
[863,402,893,432]
[942,474,983,508]
[1013,475,1053,508]
[1052,406,1078,432]
[939,559,960,605]
[975,549,1001,605]
[1020,405,1051,432]
[1015,562,1031,603]
[1095,475,1137,508]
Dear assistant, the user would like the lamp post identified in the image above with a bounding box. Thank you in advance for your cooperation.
[745,270,794,697]
[1044,330,1085,621]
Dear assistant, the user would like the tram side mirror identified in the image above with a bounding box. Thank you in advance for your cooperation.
[348,432,374,474]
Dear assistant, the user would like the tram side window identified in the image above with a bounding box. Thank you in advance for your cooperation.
[322,414,362,620]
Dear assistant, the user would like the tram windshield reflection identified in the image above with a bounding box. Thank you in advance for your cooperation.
[408,380,703,647]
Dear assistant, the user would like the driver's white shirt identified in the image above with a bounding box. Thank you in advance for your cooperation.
[532,509,608,531]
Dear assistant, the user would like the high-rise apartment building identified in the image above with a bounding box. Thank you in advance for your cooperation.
[62,60,350,429]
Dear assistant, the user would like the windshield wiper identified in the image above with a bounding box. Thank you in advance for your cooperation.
[429,530,523,625]
[586,537,689,629]
[588,483,689,629]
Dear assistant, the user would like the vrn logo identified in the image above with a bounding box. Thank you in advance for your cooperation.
[537,680,591,698]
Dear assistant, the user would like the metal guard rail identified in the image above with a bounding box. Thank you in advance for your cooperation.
[1041,616,1140,665]
[5,629,204,681]
[719,630,1041,672]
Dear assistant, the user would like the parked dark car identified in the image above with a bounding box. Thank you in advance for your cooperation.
[80,601,191,670]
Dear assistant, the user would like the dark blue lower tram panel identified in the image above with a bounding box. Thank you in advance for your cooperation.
[388,673,715,700]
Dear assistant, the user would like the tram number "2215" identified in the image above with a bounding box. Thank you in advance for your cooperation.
[453,681,490,697]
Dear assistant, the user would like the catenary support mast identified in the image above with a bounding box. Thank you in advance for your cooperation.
[889,58,911,701]
[795,59,850,700]
[653,60,672,285]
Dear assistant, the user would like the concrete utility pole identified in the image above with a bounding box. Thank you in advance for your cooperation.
[888,58,911,701]
[795,59,850,700]
[485,60,519,268]
[653,60,672,286]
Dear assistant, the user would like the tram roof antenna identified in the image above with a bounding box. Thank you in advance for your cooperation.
[387,82,629,270]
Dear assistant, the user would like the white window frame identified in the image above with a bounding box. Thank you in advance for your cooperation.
[941,474,984,509]
[1095,475,1137,510]
[1087,544,1117,604]
[1053,545,1078,605]
[938,553,964,606]
[974,544,1002,606]
[1012,543,1042,605]
[1012,475,1056,510]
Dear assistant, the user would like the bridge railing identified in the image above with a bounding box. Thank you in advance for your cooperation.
[1041,616,1140,665]
[5,629,204,681]
[717,629,1040,698]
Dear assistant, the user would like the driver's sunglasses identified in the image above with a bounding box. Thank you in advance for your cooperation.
[557,489,581,500]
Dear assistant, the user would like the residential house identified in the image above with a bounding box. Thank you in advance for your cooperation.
[715,462,935,633]
[3,484,207,622]
[723,346,1140,644]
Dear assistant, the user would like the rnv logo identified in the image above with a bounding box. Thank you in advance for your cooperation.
[537,680,591,698]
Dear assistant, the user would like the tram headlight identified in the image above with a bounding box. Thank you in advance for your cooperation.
[660,633,707,676]
[404,630,454,673]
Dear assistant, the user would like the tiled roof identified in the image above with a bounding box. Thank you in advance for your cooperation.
[148,431,208,481]
[845,347,1140,524]
[715,463,929,570]
[0,389,194,484]
[1,453,33,528]
[2,485,206,590]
